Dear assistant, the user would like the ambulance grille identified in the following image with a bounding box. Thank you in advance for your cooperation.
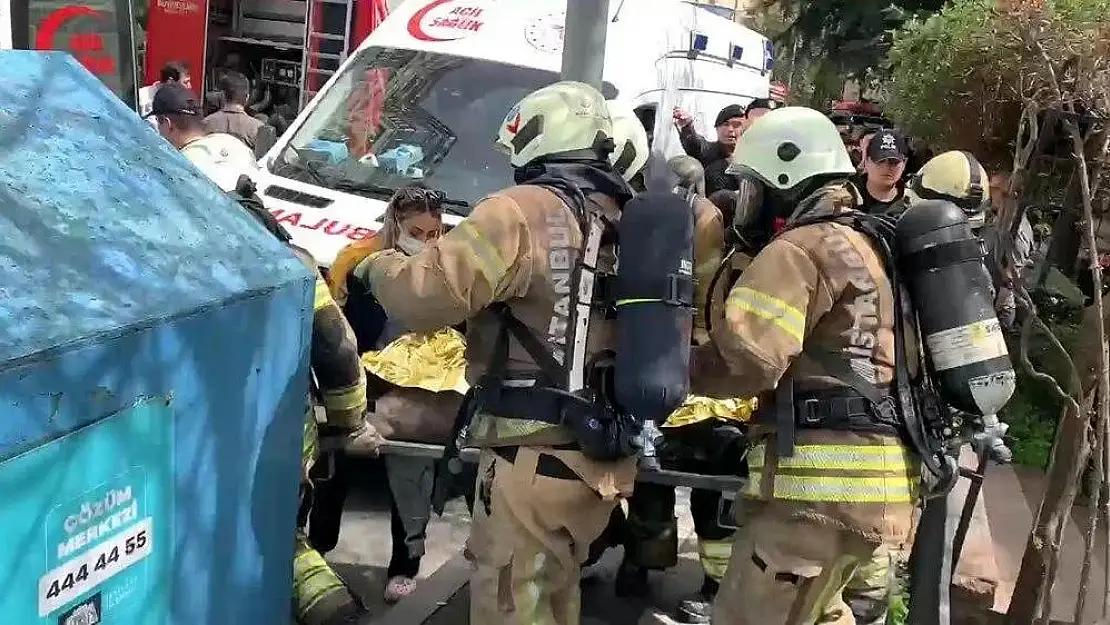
[264,185,333,209]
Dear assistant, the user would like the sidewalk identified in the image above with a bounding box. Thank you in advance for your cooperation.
[984,462,1107,623]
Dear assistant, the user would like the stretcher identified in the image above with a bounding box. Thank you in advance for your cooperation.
[367,439,747,493]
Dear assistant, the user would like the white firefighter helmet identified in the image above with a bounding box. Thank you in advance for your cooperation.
[605,99,650,181]
[495,81,613,168]
[907,150,991,228]
[725,106,855,192]
[181,133,259,192]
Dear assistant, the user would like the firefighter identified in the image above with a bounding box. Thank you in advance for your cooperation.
[689,107,919,624]
[901,149,991,226]
[614,154,748,625]
[223,177,371,625]
[352,81,640,625]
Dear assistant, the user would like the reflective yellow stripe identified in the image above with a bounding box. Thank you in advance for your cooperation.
[744,473,918,503]
[313,276,334,311]
[302,414,319,473]
[726,287,805,344]
[293,534,349,616]
[321,384,366,413]
[451,221,509,289]
[697,538,733,582]
[748,444,913,472]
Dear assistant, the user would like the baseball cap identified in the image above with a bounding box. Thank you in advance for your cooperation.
[867,129,907,162]
[145,82,202,118]
[744,98,781,116]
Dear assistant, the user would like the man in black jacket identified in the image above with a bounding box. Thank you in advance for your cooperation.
[673,99,780,195]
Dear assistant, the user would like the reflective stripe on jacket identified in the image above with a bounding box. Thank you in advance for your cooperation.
[745,440,918,504]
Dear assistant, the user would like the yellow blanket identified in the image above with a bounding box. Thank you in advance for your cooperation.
[361,328,755,426]
[662,395,757,428]
[360,328,469,395]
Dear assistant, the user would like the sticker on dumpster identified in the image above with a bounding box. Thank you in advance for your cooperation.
[0,398,174,624]
[39,515,153,615]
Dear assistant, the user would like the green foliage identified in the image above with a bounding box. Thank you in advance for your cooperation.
[886,0,1110,168]
[1004,317,1081,467]
[773,0,944,80]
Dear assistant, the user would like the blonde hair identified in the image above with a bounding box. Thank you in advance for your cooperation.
[377,185,444,249]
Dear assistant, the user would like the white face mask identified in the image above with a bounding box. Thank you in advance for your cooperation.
[396,233,426,256]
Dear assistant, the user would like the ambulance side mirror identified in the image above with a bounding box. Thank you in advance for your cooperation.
[255,125,278,159]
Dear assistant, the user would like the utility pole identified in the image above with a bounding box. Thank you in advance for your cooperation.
[559,0,610,89]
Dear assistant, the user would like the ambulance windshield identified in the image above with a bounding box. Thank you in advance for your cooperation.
[270,47,617,214]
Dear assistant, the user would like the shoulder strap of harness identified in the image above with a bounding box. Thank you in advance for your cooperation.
[778,212,951,480]
[487,182,611,394]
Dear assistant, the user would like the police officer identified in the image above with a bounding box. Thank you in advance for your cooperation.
[228,178,370,625]
[353,81,639,625]
[689,107,919,624]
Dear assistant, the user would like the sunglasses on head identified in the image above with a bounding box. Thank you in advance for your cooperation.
[393,187,444,208]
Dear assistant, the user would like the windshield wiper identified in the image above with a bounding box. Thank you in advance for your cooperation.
[278,144,329,187]
[439,197,470,217]
[331,180,396,200]
[334,181,471,216]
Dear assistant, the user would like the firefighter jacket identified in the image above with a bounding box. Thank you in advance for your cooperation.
[356,184,621,449]
[691,182,918,544]
[693,196,725,344]
[291,246,367,432]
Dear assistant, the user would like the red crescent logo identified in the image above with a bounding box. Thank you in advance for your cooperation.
[35,5,104,51]
[407,0,464,42]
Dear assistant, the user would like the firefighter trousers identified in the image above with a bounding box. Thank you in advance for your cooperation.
[466,447,625,625]
[712,507,892,625]
[624,481,734,581]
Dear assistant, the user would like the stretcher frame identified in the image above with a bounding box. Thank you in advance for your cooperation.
[358,439,746,624]
[367,439,747,492]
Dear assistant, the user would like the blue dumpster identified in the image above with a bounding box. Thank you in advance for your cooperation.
[0,52,313,625]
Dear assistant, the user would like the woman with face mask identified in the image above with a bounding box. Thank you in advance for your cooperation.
[326,186,473,604]
[328,185,443,308]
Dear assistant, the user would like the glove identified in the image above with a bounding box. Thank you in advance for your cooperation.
[318,418,384,456]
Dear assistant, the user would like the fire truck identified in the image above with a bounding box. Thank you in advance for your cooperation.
[139,0,396,120]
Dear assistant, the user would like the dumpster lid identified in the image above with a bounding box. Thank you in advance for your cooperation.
[0,52,311,366]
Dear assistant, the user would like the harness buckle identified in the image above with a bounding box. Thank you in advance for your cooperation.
[797,398,823,426]
[874,395,900,426]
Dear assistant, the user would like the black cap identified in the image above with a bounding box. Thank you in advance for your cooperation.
[743,98,781,117]
[145,82,202,118]
[867,129,907,162]
[714,104,745,127]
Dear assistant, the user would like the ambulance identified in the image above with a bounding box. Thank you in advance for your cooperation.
[252,0,775,266]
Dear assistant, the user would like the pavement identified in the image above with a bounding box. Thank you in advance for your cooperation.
[326,454,1109,625]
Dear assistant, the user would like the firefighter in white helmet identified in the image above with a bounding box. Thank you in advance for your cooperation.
[354,81,643,625]
[691,107,919,624]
